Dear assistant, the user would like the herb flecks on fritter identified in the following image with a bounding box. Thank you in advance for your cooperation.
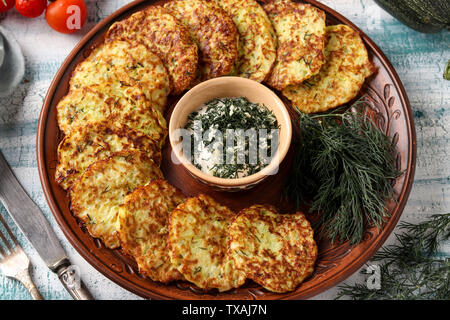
[56,85,167,144]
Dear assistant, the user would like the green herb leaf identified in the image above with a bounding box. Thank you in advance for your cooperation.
[193,266,202,274]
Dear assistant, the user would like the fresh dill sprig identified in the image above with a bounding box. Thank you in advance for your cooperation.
[284,99,402,244]
[336,213,450,300]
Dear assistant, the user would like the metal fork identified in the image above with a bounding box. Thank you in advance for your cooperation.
[0,213,43,300]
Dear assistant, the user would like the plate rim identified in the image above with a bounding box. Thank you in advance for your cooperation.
[36,0,417,300]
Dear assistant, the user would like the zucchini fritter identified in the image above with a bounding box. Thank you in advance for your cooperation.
[70,150,163,249]
[168,194,246,291]
[228,205,317,293]
[70,40,170,112]
[263,0,326,90]
[283,25,375,113]
[164,0,239,82]
[106,6,198,94]
[55,121,161,190]
[56,85,167,145]
[118,180,186,283]
[213,0,276,82]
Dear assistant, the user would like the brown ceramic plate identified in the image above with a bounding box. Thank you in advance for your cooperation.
[37,0,416,299]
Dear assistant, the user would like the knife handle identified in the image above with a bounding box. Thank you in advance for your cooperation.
[53,260,94,300]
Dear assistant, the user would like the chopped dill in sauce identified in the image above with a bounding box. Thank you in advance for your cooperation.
[184,97,279,179]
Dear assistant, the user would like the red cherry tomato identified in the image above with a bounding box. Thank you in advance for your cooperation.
[0,0,15,12]
[45,0,87,34]
[15,0,47,18]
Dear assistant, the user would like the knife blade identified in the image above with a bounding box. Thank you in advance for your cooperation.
[0,150,93,300]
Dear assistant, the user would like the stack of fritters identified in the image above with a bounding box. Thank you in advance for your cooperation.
[56,8,173,250]
[263,0,327,90]
[106,6,199,95]
[118,190,317,293]
[70,150,163,248]
[54,0,376,294]
[164,0,239,84]
[262,0,374,112]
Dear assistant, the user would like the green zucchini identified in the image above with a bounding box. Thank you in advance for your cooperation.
[445,60,450,81]
[375,0,450,33]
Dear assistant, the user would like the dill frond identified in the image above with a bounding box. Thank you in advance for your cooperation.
[336,213,450,300]
[284,99,402,244]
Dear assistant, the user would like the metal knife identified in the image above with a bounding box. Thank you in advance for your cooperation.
[0,150,93,300]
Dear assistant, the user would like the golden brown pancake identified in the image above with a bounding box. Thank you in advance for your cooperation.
[228,204,317,293]
[118,180,185,283]
[168,194,246,291]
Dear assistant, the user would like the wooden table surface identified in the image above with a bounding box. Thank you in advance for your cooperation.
[0,0,448,300]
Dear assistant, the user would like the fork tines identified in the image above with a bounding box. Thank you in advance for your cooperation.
[0,213,20,256]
